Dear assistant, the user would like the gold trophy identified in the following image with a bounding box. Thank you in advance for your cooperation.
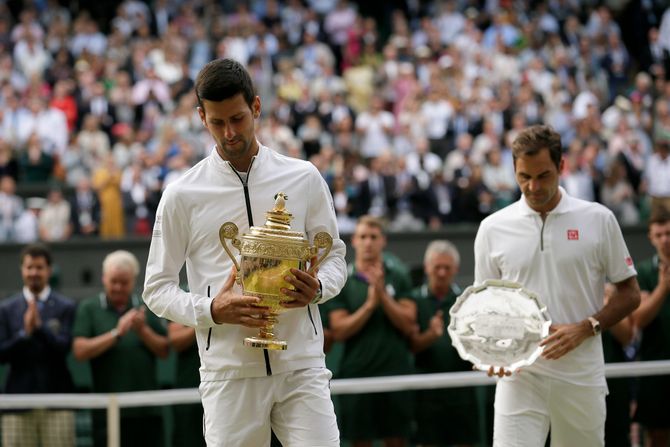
[219,192,333,350]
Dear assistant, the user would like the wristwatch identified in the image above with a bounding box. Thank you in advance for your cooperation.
[109,328,121,341]
[587,317,601,336]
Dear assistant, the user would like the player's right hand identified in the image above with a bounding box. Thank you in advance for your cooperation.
[211,266,273,328]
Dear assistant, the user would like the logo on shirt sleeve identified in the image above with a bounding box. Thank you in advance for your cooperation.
[567,229,579,240]
[625,256,633,266]
[152,214,162,238]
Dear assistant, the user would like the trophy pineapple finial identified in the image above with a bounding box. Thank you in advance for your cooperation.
[265,192,292,230]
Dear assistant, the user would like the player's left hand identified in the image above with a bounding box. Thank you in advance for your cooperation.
[540,322,590,360]
[281,260,320,308]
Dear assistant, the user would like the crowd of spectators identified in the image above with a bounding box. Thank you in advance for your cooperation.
[1,0,670,244]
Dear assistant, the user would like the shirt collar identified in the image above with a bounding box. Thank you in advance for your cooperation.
[209,140,265,173]
[421,283,461,299]
[23,286,51,302]
[518,186,571,216]
[98,292,140,310]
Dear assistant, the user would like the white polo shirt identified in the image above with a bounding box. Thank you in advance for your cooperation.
[474,187,636,387]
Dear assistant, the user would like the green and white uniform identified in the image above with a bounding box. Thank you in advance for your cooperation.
[72,293,166,447]
[326,260,414,441]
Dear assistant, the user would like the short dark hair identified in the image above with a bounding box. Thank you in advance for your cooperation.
[20,243,52,266]
[195,58,256,111]
[649,208,670,227]
[511,125,563,169]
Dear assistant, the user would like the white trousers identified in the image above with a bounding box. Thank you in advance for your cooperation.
[200,367,339,447]
[494,372,607,447]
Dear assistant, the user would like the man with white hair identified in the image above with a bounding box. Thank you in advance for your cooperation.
[409,240,483,447]
[72,250,168,447]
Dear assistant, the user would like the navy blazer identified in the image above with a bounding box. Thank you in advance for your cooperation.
[0,291,76,394]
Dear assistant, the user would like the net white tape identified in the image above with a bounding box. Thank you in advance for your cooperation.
[1,360,669,410]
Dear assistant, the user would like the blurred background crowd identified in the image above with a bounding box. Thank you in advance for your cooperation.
[0,0,669,244]
[1,1,670,446]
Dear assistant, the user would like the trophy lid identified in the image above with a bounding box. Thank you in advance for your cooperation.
[220,192,332,266]
[245,192,309,247]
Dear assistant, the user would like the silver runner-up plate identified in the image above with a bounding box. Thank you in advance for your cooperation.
[448,279,552,372]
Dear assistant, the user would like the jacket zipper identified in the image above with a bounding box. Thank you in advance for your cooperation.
[206,285,212,350]
[540,216,546,251]
[229,158,273,376]
[229,159,255,227]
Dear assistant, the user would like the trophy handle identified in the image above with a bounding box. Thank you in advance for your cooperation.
[307,232,333,275]
[219,222,242,275]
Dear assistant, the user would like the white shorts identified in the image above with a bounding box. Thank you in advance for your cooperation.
[493,372,607,447]
[200,367,339,447]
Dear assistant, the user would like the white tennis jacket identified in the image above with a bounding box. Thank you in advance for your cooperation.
[143,144,347,381]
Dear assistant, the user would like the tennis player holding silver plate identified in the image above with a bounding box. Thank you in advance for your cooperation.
[448,279,551,373]
[468,125,639,447]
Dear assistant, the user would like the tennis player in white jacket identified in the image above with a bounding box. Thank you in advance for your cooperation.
[143,58,347,446]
